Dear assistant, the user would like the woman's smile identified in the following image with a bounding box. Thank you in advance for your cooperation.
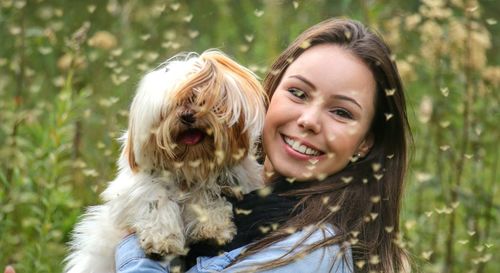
[282,134,323,157]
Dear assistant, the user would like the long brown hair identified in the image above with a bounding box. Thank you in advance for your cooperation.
[237,18,412,273]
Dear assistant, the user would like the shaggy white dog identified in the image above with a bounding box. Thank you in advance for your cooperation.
[64,50,267,273]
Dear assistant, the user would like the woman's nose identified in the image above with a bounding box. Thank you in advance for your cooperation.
[297,107,321,133]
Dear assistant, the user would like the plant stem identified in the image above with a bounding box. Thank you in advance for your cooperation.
[443,10,474,273]
[477,140,498,273]
[6,6,26,183]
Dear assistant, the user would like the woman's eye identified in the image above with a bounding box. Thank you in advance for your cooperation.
[331,109,353,119]
[287,88,306,99]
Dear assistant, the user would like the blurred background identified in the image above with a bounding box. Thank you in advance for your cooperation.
[0,0,498,272]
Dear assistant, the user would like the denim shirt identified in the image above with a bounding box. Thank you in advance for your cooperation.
[116,226,353,273]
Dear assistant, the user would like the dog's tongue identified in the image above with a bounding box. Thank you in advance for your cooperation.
[179,129,204,145]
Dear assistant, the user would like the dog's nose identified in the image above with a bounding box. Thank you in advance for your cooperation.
[180,112,196,125]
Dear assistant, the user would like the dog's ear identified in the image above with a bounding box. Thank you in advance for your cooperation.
[125,130,139,173]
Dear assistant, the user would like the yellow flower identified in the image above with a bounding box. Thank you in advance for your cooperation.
[396,59,416,83]
[483,66,500,86]
[404,14,421,31]
[57,53,87,71]
[88,31,118,50]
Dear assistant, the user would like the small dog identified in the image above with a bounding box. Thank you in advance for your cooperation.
[64,50,267,273]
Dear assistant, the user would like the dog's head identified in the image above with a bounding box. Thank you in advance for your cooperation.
[124,50,267,182]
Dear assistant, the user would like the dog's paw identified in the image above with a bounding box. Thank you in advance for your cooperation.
[190,221,236,245]
[138,231,187,256]
[215,222,237,244]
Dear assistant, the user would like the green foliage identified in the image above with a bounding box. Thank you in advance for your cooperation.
[0,0,498,272]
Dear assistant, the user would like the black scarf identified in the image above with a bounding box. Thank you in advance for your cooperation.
[184,176,306,267]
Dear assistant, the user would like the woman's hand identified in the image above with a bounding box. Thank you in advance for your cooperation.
[4,266,15,273]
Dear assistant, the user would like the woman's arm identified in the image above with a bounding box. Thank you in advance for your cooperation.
[3,266,15,273]
[116,227,352,273]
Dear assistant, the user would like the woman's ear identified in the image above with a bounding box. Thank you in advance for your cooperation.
[357,132,374,157]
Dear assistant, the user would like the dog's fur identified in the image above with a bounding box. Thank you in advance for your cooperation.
[64,50,267,273]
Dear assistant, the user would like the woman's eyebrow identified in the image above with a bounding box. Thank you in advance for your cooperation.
[332,94,363,110]
[289,75,316,89]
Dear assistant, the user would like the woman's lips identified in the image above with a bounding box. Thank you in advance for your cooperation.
[281,134,324,160]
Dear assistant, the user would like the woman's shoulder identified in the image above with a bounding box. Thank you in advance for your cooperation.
[191,225,353,273]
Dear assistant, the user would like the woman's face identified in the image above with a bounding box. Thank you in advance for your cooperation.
[263,44,377,181]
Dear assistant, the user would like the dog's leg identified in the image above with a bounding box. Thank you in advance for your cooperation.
[184,192,236,245]
[120,178,187,256]
[133,199,186,255]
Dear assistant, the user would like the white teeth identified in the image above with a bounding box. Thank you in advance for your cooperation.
[284,136,321,156]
